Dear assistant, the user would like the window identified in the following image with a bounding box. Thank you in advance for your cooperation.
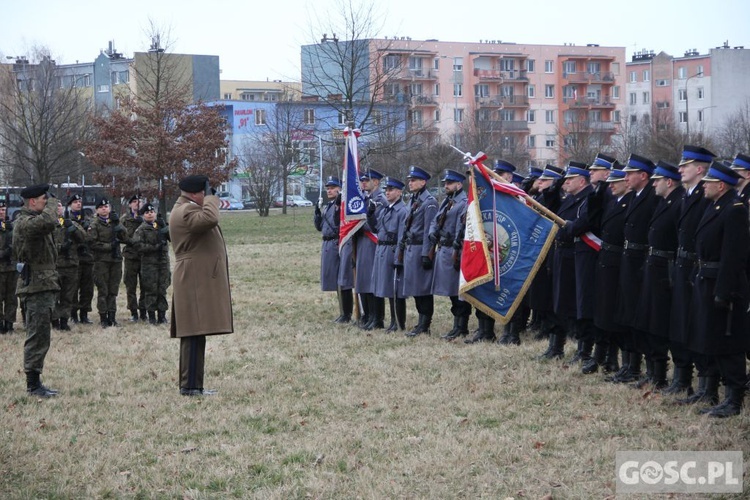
[587,62,601,74]
[500,109,515,121]
[629,92,637,105]
[475,84,490,98]
[642,70,650,82]
[384,83,399,96]
[678,111,688,123]
[544,84,554,98]
[409,109,423,125]
[434,109,441,122]
[500,59,515,71]
[698,110,704,122]
[563,110,575,124]
[563,61,576,74]
[97,84,109,93]
[656,101,670,109]
[563,85,576,99]
[545,60,554,73]
[409,82,423,96]
[629,71,637,83]
[83,74,91,87]
[611,62,620,75]
[476,109,491,122]
[453,83,462,97]
[589,110,602,122]
[528,135,536,148]
[383,55,399,71]
[656,79,669,87]
[527,110,536,123]
[454,108,464,123]
[526,59,535,72]
[630,114,637,124]
[642,92,650,104]
[338,111,347,125]
[304,109,315,124]
[111,72,119,85]
[433,58,440,70]
[434,83,440,96]
[678,67,687,79]
[678,89,687,101]
[697,65,704,76]
[545,110,555,123]
[373,111,382,125]
[612,86,620,99]
[697,87,704,99]
[119,71,129,84]
[453,57,463,71]
[545,136,555,147]
[500,85,513,97]
[408,56,423,76]
[223,93,232,99]
[527,85,535,98]
[613,110,621,123]
[255,109,266,125]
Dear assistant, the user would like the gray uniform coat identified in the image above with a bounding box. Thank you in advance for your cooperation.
[431,188,468,297]
[355,187,386,294]
[369,199,407,298]
[314,197,341,292]
[399,188,438,297]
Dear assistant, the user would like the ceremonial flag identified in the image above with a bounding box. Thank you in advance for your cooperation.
[339,128,366,249]
[459,154,559,323]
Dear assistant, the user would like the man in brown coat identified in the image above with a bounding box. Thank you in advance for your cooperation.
[169,175,233,396]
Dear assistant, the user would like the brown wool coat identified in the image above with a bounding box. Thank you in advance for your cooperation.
[168,195,233,338]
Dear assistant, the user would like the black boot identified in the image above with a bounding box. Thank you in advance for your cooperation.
[100,313,110,328]
[358,294,371,329]
[406,314,431,337]
[59,317,71,331]
[537,333,555,359]
[465,317,492,344]
[51,318,60,330]
[567,340,585,364]
[632,359,655,389]
[0,321,5,334]
[26,371,57,398]
[707,387,745,418]
[582,342,606,374]
[79,311,93,324]
[129,309,139,322]
[602,343,620,374]
[363,297,384,330]
[108,311,118,327]
[386,298,397,333]
[148,311,157,324]
[606,350,630,381]
[5,321,13,333]
[542,333,566,359]
[336,289,353,324]
[650,360,669,390]
[661,366,693,396]
[498,323,521,345]
[70,309,79,324]
[157,311,168,324]
[675,376,720,406]
[139,309,147,321]
[613,352,642,383]
[441,316,461,340]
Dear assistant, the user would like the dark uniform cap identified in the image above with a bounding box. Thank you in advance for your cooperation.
[67,194,83,206]
[512,172,526,184]
[494,159,516,174]
[679,145,716,166]
[605,168,627,183]
[128,194,140,204]
[730,153,750,171]
[528,167,544,178]
[590,153,617,170]
[360,168,384,181]
[651,161,681,181]
[564,165,590,178]
[178,174,209,193]
[441,169,466,183]
[325,176,341,188]
[0,200,5,208]
[702,160,741,186]
[139,203,156,215]
[384,177,405,190]
[95,197,110,208]
[623,154,656,174]
[20,184,49,199]
[406,165,431,180]
[539,165,565,180]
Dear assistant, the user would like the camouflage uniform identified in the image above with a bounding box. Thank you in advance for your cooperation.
[133,218,171,323]
[0,219,17,332]
[14,197,59,381]
[89,215,127,325]
[122,210,145,319]
[70,210,94,323]
[52,216,85,329]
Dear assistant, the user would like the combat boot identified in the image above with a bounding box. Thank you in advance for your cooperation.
[108,311,118,327]
[582,342,606,374]
[70,309,79,324]
[540,333,565,359]
[613,352,642,383]
[157,311,168,324]
[602,343,620,374]
[51,318,60,330]
[707,387,744,418]
[79,312,93,324]
[441,316,461,340]
[129,309,139,322]
[100,313,110,328]
[139,309,147,322]
[661,366,694,396]
[498,323,521,346]
[406,314,431,337]
[675,376,719,406]
[566,340,584,364]
[148,311,157,324]
[650,360,669,390]
[26,371,57,398]
[632,359,655,389]
[58,318,71,331]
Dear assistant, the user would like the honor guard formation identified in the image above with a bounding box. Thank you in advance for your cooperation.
[316,145,750,419]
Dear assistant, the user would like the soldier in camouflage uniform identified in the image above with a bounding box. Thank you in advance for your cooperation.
[14,184,60,397]
[51,200,86,331]
[89,198,128,327]
[122,195,145,322]
[67,194,94,324]
[133,204,171,324]
[0,201,16,333]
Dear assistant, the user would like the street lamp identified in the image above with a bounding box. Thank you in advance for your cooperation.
[684,70,703,137]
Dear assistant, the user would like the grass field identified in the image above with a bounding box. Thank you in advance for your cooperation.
[0,207,747,499]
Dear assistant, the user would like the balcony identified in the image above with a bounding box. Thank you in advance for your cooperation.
[569,121,616,131]
[501,70,528,81]
[410,94,437,106]
[562,71,615,83]
[473,68,503,81]
[563,96,616,108]
[474,95,504,107]
[389,69,438,81]
[499,95,529,107]
[476,120,528,132]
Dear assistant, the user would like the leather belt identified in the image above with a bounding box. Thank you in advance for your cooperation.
[407,240,423,246]
[624,240,648,251]
[378,241,397,246]
[677,247,697,260]
[601,242,623,252]
[698,260,720,269]
[648,247,675,259]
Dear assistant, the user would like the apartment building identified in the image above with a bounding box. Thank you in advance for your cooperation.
[220,80,301,102]
[301,37,627,166]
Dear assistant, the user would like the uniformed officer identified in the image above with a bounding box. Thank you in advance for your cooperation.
[670,146,717,403]
[133,203,171,324]
[494,159,516,182]
[14,184,59,397]
[633,161,684,389]
[687,161,749,417]
[122,194,146,322]
[429,169,470,341]
[89,198,128,327]
[730,153,750,204]
[67,194,94,324]
[0,201,16,334]
[356,169,386,330]
[368,177,408,332]
[52,200,85,331]
[399,166,438,337]
[314,177,352,323]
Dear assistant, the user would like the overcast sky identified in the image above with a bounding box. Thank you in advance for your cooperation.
[2,0,748,81]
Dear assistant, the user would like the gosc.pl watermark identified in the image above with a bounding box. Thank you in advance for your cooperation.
[616,451,743,493]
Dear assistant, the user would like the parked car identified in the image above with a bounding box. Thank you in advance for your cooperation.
[287,195,313,207]
[273,196,294,207]
[242,197,257,209]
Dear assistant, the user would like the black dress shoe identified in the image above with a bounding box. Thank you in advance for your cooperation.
[180,388,218,396]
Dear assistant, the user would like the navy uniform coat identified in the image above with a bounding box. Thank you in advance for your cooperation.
[355,187,386,294]
[431,188,468,297]
[560,185,596,319]
[314,197,341,292]
[617,182,659,329]
[687,191,750,355]
[669,184,711,345]
[552,187,590,319]
[400,188,438,297]
[368,199,407,298]
[528,190,558,313]
[635,186,684,336]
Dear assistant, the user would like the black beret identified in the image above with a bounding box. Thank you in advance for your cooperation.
[139,204,156,215]
[20,184,49,199]
[67,194,82,205]
[0,200,6,208]
[128,194,140,204]
[179,175,209,193]
[95,197,110,208]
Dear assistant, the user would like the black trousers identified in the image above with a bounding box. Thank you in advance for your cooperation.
[449,296,471,318]
[715,352,747,389]
[179,335,206,390]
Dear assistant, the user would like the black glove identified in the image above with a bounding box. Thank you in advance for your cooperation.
[366,199,377,216]
[453,259,461,272]
[314,206,321,217]
[452,239,462,251]
[204,180,211,196]
[421,256,433,270]
[156,215,166,227]
[428,232,439,245]
[714,296,731,310]
[110,212,119,224]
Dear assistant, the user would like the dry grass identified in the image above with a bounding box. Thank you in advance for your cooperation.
[0,207,748,499]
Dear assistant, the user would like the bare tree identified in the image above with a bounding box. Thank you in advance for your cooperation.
[0,48,92,184]
[236,137,276,216]
[557,108,611,164]
[714,100,750,158]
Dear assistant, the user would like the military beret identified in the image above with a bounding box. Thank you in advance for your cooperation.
[139,203,156,215]
[20,184,49,199]
[95,197,110,208]
[0,200,6,208]
[128,194,140,204]
[67,194,82,206]
[178,175,209,193]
